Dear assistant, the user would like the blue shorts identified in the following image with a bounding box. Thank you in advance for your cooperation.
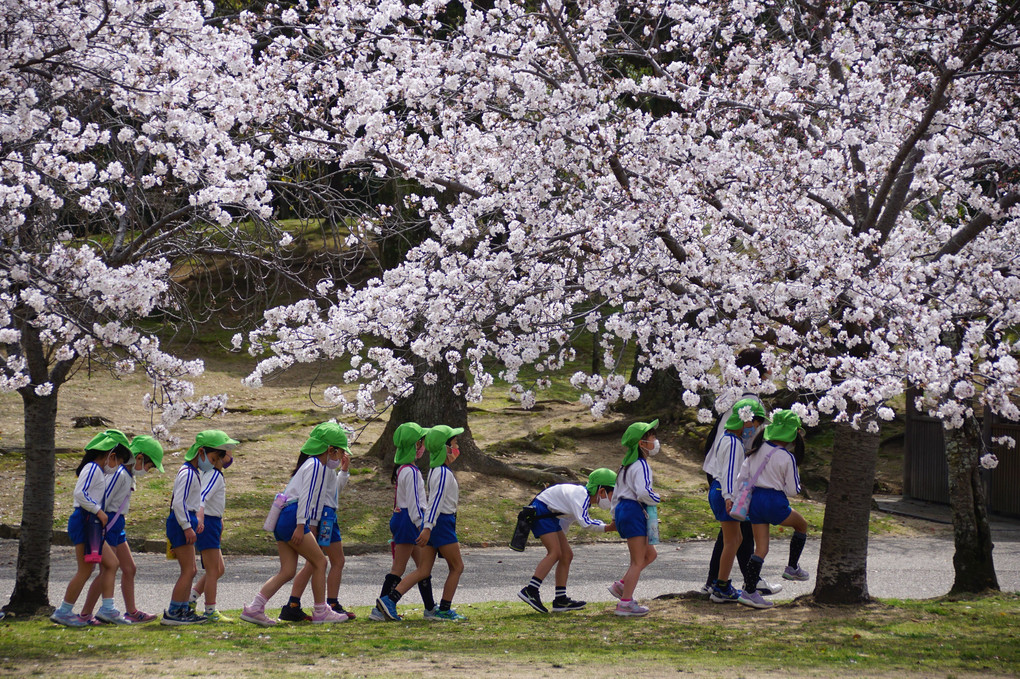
[427,513,458,548]
[530,499,563,538]
[166,510,199,549]
[316,507,342,545]
[390,508,420,545]
[104,514,127,547]
[708,479,739,523]
[614,499,648,539]
[67,507,97,547]
[748,488,792,525]
[273,503,311,542]
[196,515,223,552]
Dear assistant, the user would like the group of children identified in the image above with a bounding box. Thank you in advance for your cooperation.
[51,363,810,625]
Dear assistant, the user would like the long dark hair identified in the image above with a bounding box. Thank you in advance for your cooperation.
[76,443,131,476]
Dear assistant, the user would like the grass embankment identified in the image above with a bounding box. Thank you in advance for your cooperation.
[0,594,1016,678]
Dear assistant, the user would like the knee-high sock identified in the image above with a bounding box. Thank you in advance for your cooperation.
[418,576,436,610]
[706,529,724,585]
[744,555,764,594]
[789,531,807,568]
[380,573,401,599]
[736,521,755,581]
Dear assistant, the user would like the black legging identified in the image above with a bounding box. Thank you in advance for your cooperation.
[705,520,755,586]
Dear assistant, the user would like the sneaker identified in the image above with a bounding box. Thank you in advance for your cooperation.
[331,603,356,620]
[607,580,624,600]
[311,607,350,624]
[204,610,234,623]
[278,604,311,622]
[368,607,387,621]
[188,600,197,614]
[375,595,401,621]
[518,587,548,614]
[431,608,466,622]
[614,600,650,617]
[422,607,439,620]
[240,605,278,627]
[709,582,741,604]
[160,608,208,625]
[551,597,586,612]
[50,610,88,627]
[698,583,714,595]
[75,613,102,626]
[756,578,783,595]
[737,590,774,609]
[95,608,129,624]
[783,565,810,581]
[122,610,157,624]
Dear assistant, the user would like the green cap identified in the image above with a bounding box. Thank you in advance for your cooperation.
[764,410,802,443]
[426,424,464,468]
[299,422,350,457]
[185,430,239,461]
[724,398,769,430]
[129,435,165,473]
[393,422,427,465]
[84,429,131,452]
[585,468,617,496]
[621,419,658,466]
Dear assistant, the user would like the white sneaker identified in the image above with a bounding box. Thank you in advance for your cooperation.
[757,578,783,595]
[311,606,349,624]
[607,580,624,599]
[368,607,386,621]
[240,605,277,627]
[614,600,650,617]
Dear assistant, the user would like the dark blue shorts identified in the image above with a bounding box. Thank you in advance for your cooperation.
[614,499,648,539]
[166,511,199,549]
[748,487,792,525]
[68,507,96,547]
[390,508,419,545]
[196,515,223,551]
[708,479,739,523]
[530,499,563,538]
[427,513,458,548]
[104,514,127,547]
[273,503,311,542]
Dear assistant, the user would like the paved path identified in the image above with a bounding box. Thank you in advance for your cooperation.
[3,527,1018,616]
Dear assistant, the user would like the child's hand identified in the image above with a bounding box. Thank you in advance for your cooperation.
[184,527,197,544]
[290,526,304,548]
[725,499,733,512]
[415,528,431,547]
[96,510,108,528]
[605,521,617,533]
[196,508,205,533]
[340,451,350,472]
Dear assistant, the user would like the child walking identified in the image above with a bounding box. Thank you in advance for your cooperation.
[735,409,810,609]
[703,399,768,604]
[241,423,349,626]
[376,425,465,622]
[608,420,660,617]
[50,430,130,627]
[79,434,165,624]
[517,468,617,613]
[189,434,236,622]
[163,430,238,625]
[280,424,355,622]
[368,421,438,621]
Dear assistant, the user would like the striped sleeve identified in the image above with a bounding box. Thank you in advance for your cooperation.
[424,467,447,529]
[74,462,105,514]
[637,459,660,505]
[172,466,197,529]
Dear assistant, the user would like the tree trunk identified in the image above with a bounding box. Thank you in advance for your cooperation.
[813,420,879,604]
[944,418,998,593]
[5,390,59,616]
[367,358,571,486]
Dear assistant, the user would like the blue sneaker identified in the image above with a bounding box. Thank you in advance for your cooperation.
[50,610,88,627]
[431,608,466,622]
[709,581,741,604]
[161,608,208,626]
[375,595,401,621]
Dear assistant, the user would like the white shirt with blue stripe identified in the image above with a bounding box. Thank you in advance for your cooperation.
[612,458,660,507]
[737,442,801,497]
[73,461,106,515]
[171,462,202,530]
[424,466,458,530]
[102,464,134,517]
[704,432,744,501]
[200,468,226,518]
[394,464,426,528]
[535,483,606,532]
[283,457,327,525]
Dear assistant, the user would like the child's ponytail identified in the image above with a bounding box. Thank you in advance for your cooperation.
[75,449,105,477]
[291,453,312,477]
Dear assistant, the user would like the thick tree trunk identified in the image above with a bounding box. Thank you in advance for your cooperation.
[813,420,879,604]
[944,419,998,593]
[5,391,59,616]
[367,358,571,486]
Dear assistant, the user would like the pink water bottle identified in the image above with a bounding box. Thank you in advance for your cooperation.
[262,493,288,532]
[84,514,103,563]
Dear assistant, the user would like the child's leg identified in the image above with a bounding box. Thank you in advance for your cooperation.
[293,534,328,604]
[705,529,724,586]
[80,545,120,616]
[200,549,225,609]
[59,544,97,609]
[289,557,314,601]
[552,532,572,589]
[735,520,755,582]
[391,543,416,576]
[436,542,464,605]
[170,544,197,603]
[717,520,743,582]
[325,541,344,600]
[393,546,438,596]
[781,510,809,570]
[532,531,564,583]
[255,540,303,604]
[743,523,771,592]
[115,542,139,614]
[621,536,654,600]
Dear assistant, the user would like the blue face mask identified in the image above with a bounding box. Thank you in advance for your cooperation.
[197,453,214,472]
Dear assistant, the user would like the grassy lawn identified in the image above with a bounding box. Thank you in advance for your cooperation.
[1,593,1016,677]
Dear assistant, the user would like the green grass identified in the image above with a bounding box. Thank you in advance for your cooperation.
[2,594,1017,677]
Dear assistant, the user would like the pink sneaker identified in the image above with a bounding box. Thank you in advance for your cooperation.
[614,600,650,617]
[607,580,624,599]
[311,606,350,624]
[122,609,157,624]
[75,613,101,626]
[240,605,278,627]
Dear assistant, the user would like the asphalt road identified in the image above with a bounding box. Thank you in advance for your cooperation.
[3,525,1018,617]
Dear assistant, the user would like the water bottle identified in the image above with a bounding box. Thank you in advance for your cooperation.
[263,493,288,532]
[645,505,660,546]
[84,514,103,563]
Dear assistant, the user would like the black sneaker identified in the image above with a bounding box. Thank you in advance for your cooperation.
[278,604,311,622]
[551,597,586,612]
[330,603,356,620]
[517,586,548,613]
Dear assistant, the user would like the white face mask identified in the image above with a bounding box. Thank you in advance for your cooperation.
[325,456,341,470]
[597,496,612,511]
[643,439,661,457]
[134,466,146,478]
